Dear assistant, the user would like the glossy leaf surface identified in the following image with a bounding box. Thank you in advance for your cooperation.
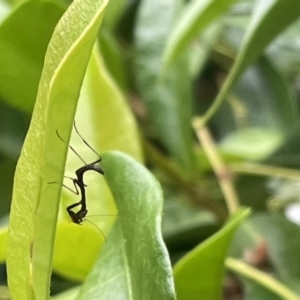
[7,0,109,299]
[174,208,250,300]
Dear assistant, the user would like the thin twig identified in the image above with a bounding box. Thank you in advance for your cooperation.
[230,162,300,180]
[192,118,239,215]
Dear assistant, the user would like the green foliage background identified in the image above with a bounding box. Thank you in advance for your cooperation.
[1,0,300,299]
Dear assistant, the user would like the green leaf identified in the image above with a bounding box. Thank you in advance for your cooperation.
[76,47,142,162]
[135,0,196,175]
[268,18,300,73]
[52,46,142,282]
[102,0,126,30]
[7,0,110,299]
[173,208,250,300]
[220,127,282,160]
[99,29,127,90]
[52,45,142,281]
[256,57,298,132]
[213,56,297,141]
[53,223,105,281]
[75,151,176,300]
[0,228,7,263]
[0,1,65,112]
[229,219,262,259]
[201,0,300,125]
[163,0,238,69]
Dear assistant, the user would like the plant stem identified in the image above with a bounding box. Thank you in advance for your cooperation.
[193,119,239,215]
[230,162,300,180]
[226,258,300,300]
[144,140,228,223]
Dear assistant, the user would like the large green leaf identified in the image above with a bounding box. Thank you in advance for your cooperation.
[75,151,176,300]
[174,208,250,300]
[7,0,110,299]
[163,0,238,69]
[52,46,142,281]
[135,0,196,175]
[201,0,300,125]
[0,1,65,112]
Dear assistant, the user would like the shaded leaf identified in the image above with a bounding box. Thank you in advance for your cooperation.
[0,1,65,112]
[51,287,79,300]
[220,128,282,161]
[0,160,17,217]
[163,0,238,69]
[267,122,300,168]
[202,0,300,124]
[252,213,300,279]
[99,29,127,90]
[162,194,219,255]
[244,280,283,300]
[102,0,127,30]
[135,0,196,174]
[216,56,297,142]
